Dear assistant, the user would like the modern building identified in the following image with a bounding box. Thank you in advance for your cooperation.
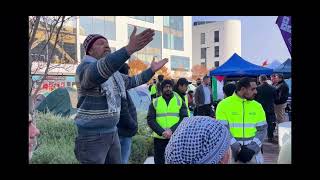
[77,16,192,78]
[30,16,193,91]
[192,20,241,70]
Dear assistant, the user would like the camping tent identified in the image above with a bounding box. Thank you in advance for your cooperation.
[209,53,273,77]
[273,58,291,78]
[36,88,75,117]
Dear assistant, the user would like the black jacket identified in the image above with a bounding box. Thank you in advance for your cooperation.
[117,91,138,137]
[274,80,289,105]
[147,93,188,136]
[255,83,277,113]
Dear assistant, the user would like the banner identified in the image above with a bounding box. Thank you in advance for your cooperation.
[276,16,292,55]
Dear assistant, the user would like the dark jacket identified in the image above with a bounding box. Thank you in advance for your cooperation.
[194,84,213,107]
[117,91,138,137]
[274,80,289,105]
[255,83,277,113]
[147,93,188,136]
[173,86,186,102]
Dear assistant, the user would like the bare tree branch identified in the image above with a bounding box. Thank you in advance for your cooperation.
[32,16,66,99]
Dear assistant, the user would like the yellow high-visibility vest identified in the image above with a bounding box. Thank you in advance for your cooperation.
[150,84,157,96]
[152,93,182,139]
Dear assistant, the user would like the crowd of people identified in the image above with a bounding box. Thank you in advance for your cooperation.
[28,28,290,164]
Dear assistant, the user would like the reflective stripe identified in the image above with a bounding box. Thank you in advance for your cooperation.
[153,98,158,108]
[156,113,180,117]
[230,137,237,145]
[229,123,256,128]
[256,121,267,127]
[238,140,252,146]
[219,120,229,126]
[174,93,181,106]
[253,137,262,147]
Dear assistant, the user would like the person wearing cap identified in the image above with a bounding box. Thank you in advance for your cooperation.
[173,78,191,117]
[215,77,267,164]
[274,73,289,123]
[194,75,214,117]
[74,27,168,164]
[165,116,231,164]
[147,79,188,164]
[255,75,277,143]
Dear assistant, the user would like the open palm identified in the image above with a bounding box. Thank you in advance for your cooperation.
[151,58,168,72]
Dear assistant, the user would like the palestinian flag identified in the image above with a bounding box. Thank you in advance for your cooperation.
[211,76,224,101]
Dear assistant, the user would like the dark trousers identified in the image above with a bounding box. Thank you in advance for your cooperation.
[196,104,214,117]
[266,112,276,139]
[153,138,169,164]
[74,131,121,164]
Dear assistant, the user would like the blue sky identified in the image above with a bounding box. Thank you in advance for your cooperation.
[192,16,291,65]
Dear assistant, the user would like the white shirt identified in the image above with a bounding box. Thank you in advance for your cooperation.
[203,85,211,105]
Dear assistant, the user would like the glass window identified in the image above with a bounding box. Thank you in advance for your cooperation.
[174,36,184,51]
[80,16,116,40]
[170,55,190,71]
[163,16,170,26]
[214,61,219,67]
[129,16,154,23]
[105,17,116,40]
[128,24,162,63]
[201,33,205,44]
[201,48,207,59]
[92,16,104,36]
[79,16,93,35]
[80,43,85,57]
[163,16,184,51]
[214,31,219,42]
[215,46,219,57]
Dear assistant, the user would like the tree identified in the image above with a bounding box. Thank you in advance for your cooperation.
[155,65,171,80]
[29,16,75,113]
[172,65,189,80]
[128,59,148,76]
[191,64,209,81]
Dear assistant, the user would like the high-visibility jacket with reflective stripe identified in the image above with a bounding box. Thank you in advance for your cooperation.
[150,84,157,95]
[216,93,266,139]
[152,93,182,139]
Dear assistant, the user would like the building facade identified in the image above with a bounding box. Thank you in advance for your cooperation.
[30,16,193,92]
[77,16,193,78]
[192,20,241,69]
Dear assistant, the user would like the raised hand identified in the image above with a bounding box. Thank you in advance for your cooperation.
[126,26,155,55]
[151,58,168,73]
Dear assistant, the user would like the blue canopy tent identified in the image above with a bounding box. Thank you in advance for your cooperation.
[273,58,291,79]
[209,53,273,77]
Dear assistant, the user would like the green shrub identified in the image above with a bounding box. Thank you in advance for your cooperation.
[31,109,155,164]
[129,135,149,164]
[146,136,154,156]
[30,112,79,164]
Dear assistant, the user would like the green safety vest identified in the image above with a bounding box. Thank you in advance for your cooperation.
[215,93,266,145]
[150,84,157,96]
[152,93,182,139]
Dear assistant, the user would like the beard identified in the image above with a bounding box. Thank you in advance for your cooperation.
[245,95,255,101]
